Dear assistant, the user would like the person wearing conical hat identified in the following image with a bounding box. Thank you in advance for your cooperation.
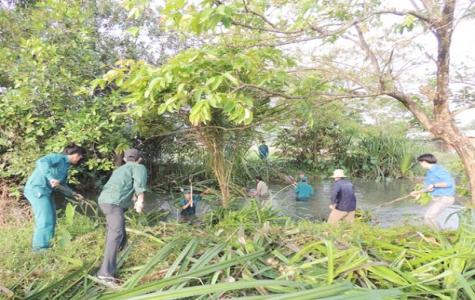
[328,169,357,224]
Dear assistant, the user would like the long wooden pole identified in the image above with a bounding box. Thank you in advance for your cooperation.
[373,194,412,209]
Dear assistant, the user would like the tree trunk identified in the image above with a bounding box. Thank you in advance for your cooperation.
[431,0,475,204]
[442,125,475,204]
[387,0,475,203]
[197,127,232,208]
[211,150,231,209]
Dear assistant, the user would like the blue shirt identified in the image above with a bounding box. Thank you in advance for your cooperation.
[295,182,314,199]
[424,164,455,196]
[180,194,202,215]
[24,154,75,196]
[330,178,356,212]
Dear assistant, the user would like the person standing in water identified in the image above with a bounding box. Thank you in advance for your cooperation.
[327,169,357,225]
[410,153,455,231]
[295,176,314,201]
[180,188,211,216]
[251,176,269,201]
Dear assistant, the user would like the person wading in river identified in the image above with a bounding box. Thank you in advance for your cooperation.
[295,176,314,201]
[328,169,357,225]
[251,176,269,201]
[96,149,147,288]
[23,144,86,254]
[180,188,211,216]
[410,153,455,231]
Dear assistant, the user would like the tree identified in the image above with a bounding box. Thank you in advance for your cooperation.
[0,0,187,188]
[120,0,475,203]
[94,46,299,207]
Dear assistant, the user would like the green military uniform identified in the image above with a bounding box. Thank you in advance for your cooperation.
[97,155,147,280]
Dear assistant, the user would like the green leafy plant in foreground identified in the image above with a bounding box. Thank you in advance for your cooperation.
[1,201,475,299]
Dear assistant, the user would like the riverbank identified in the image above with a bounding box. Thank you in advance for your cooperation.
[1,199,475,299]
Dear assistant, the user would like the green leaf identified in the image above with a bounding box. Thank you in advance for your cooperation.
[211,75,224,91]
[65,203,76,225]
[125,27,142,38]
[223,72,239,85]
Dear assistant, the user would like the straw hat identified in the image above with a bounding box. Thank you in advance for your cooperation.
[330,169,346,178]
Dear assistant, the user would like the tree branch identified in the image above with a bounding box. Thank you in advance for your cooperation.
[452,103,475,117]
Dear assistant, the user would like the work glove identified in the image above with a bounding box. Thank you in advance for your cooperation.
[134,200,144,213]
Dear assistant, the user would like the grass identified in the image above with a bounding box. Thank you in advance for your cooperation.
[1,198,475,299]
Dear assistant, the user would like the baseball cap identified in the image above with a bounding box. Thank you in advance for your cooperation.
[124,149,141,161]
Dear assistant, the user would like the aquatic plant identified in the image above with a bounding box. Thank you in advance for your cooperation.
[348,133,424,180]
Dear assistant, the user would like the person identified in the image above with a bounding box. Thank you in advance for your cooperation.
[410,153,455,231]
[328,169,357,225]
[180,188,211,216]
[23,144,86,254]
[298,171,305,182]
[96,149,147,287]
[295,176,314,201]
[293,171,305,186]
[251,176,269,200]
[258,141,269,159]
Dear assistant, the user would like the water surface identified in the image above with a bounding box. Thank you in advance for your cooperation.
[72,178,466,230]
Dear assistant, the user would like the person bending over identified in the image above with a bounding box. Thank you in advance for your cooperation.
[96,149,147,287]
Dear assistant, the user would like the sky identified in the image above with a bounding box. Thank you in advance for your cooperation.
[393,0,475,127]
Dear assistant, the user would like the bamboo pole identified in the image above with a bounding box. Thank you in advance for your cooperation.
[373,194,413,209]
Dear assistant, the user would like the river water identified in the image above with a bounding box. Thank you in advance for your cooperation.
[73,178,467,230]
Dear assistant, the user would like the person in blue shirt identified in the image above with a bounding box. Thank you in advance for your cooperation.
[295,176,314,201]
[258,141,269,159]
[180,188,210,216]
[23,144,86,253]
[328,169,357,225]
[410,153,455,231]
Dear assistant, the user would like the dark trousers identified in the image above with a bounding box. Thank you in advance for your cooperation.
[97,203,127,278]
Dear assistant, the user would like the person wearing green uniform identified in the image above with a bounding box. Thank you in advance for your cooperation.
[96,149,147,287]
[180,188,211,216]
[258,141,269,159]
[295,176,314,201]
[23,144,86,253]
